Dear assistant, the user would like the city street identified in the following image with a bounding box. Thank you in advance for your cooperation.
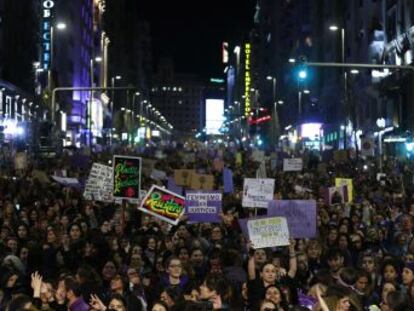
[0,1,414,311]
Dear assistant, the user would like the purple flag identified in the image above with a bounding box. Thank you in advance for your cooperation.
[223,168,234,193]
[268,200,317,238]
[168,176,183,195]
[185,191,221,223]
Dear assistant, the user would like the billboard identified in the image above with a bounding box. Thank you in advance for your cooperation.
[205,99,224,135]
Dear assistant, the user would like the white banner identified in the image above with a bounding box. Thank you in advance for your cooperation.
[84,163,113,202]
[283,158,303,172]
[242,178,275,208]
[247,217,290,248]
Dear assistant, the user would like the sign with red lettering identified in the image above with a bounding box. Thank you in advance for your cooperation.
[113,155,142,200]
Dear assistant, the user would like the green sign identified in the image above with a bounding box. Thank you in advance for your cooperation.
[113,155,142,200]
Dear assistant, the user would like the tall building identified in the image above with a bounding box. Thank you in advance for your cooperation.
[151,58,204,136]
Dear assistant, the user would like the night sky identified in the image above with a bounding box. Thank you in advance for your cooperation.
[139,0,256,79]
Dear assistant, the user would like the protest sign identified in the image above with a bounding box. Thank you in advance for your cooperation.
[139,185,185,226]
[185,191,222,223]
[283,158,303,172]
[268,200,317,238]
[252,150,265,162]
[14,152,27,170]
[242,178,275,208]
[84,163,113,202]
[51,176,80,188]
[247,217,290,248]
[150,169,167,181]
[113,155,142,200]
[223,168,234,193]
[326,185,348,205]
[174,169,195,187]
[256,160,267,178]
[335,178,353,202]
[190,174,214,190]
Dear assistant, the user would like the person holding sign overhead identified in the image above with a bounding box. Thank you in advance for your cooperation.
[246,239,297,310]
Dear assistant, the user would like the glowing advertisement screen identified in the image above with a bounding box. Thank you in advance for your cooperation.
[300,123,322,139]
[205,99,224,135]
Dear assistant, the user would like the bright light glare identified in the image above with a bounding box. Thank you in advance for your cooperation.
[406,143,414,152]
[288,58,296,63]
[301,123,322,139]
[329,25,339,31]
[350,69,359,74]
[298,70,307,79]
[56,22,67,30]
[205,99,224,135]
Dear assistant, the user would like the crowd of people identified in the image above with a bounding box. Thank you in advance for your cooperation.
[0,142,414,311]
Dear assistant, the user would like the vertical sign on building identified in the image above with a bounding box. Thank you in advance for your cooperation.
[41,0,56,70]
[244,43,251,117]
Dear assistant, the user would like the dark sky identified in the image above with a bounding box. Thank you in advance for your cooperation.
[139,0,256,79]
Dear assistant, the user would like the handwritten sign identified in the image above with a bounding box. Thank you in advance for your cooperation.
[190,174,214,190]
[113,155,142,200]
[139,185,185,225]
[247,217,290,248]
[326,185,348,206]
[242,178,275,208]
[268,200,317,238]
[84,163,113,202]
[335,178,353,202]
[283,158,303,172]
[185,191,222,223]
[174,169,195,187]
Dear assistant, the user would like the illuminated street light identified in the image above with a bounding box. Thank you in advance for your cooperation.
[56,22,67,30]
[94,56,102,62]
[329,25,339,31]
[298,70,307,80]
[288,58,296,63]
[350,69,359,74]
[303,89,310,94]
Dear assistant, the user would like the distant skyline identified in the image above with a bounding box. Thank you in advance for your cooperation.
[139,0,256,79]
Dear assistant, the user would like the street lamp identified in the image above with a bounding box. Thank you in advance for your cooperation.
[376,118,386,173]
[49,22,67,90]
[267,76,279,145]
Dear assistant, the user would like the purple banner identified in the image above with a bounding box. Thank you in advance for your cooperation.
[168,176,183,195]
[223,168,234,193]
[185,191,222,223]
[267,200,317,238]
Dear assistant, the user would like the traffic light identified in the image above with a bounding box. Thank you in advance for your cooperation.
[296,55,308,81]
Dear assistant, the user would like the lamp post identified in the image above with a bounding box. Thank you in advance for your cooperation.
[330,24,348,147]
[376,118,386,173]
[48,22,67,90]
[87,56,102,146]
[266,76,279,146]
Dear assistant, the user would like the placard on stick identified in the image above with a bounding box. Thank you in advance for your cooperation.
[113,155,142,200]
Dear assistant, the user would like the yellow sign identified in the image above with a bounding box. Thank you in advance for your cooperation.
[244,43,251,117]
[335,178,353,202]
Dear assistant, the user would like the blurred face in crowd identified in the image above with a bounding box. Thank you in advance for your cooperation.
[338,235,349,250]
[307,242,321,260]
[297,254,308,272]
[108,298,126,311]
[199,282,216,300]
[402,267,414,285]
[147,238,157,251]
[102,261,117,281]
[211,226,223,242]
[328,228,338,244]
[355,276,369,293]
[254,249,267,265]
[261,263,277,285]
[336,296,350,311]
[190,249,204,266]
[19,246,29,262]
[381,282,396,303]
[362,256,375,273]
[17,225,28,239]
[401,215,414,232]
[40,282,54,303]
[265,285,282,305]
[100,221,111,234]
[383,264,398,282]
[260,301,276,311]
[178,248,189,263]
[160,290,174,307]
[242,282,248,301]
[7,238,18,254]
[127,268,140,286]
[327,255,344,273]
[167,259,183,279]
[69,224,81,241]
[47,227,57,244]
[351,235,363,250]
[60,215,69,228]
[110,275,123,292]
[176,225,189,239]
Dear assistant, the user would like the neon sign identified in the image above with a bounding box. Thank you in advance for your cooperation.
[41,0,55,70]
[244,43,251,117]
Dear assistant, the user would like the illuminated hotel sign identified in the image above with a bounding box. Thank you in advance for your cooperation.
[244,43,251,117]
[41,0,55,70]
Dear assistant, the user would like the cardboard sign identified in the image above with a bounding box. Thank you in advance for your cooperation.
[190,174,214,190]
[242,178,275,208]
[283,158,303,172]
[84,163,113,202]
[174,169,195,187]
[326,185,348,205]
[268,200,317,238]
[14,152,27,170]
[335,178,353,202]
[51,176,80,188]
[185,191,222,223]
[247,217,290,248]
[139,185,185,225]
[113,155,142,200]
